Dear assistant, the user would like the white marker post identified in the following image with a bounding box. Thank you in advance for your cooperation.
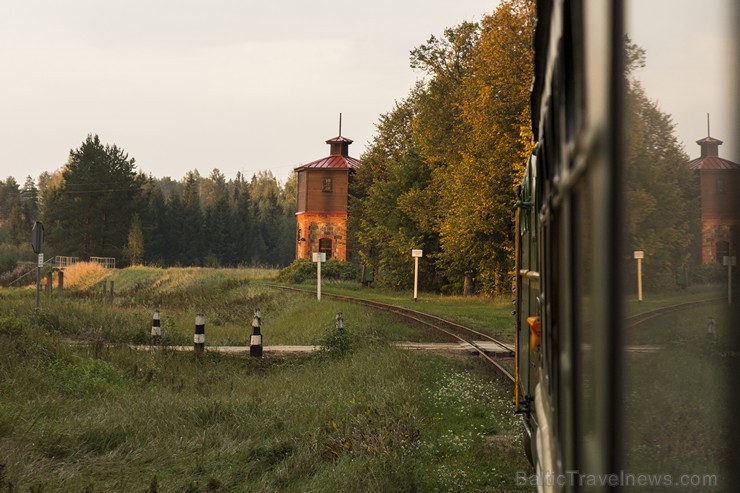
[724,256,736,305]
[634,250,644,303]
[412,249,423,302]
[312,252,326,300]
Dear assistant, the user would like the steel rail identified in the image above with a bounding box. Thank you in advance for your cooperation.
[623,298,723,329]
[265,284,516,383]
[332,292,514,354]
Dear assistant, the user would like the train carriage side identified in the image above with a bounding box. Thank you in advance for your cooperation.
[514,0,625,491]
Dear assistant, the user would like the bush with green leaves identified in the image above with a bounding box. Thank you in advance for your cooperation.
[687,263,726,285]
[277,258,360,284]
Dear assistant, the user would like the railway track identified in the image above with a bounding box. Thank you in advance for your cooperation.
[265,284,516,384]
[624,298,722,329]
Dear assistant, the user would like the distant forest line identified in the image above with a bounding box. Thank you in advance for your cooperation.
[0,140,297,274]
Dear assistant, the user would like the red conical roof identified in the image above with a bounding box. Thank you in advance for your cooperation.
[295,134,361,171]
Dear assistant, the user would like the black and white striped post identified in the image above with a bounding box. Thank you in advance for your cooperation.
[151,309,161,344]
[250,308,262,357]
[194,313,205,352]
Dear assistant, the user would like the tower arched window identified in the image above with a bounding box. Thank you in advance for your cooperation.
[319,238,333,259]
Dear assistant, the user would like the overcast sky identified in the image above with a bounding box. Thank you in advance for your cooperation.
[0,0,498,185]
[1,0,736,186]
[627,0,736,162]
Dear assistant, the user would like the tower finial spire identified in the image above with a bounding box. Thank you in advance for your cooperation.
[707,113,710,137]
[339,113,342,137]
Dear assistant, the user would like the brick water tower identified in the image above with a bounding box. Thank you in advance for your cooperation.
[294,123,361,261]
[688,120,740,264]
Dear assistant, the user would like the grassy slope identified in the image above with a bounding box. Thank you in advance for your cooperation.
[0,267,532,492]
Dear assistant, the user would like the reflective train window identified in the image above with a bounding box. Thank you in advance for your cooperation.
[623,0,736,488]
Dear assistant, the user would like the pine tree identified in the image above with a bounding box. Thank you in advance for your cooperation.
[139,183,168,265]
[181,171,204,265]
[21,177,39,222]
[41,135,141,259]
[204,169,234,266]
[0,177,21,223]
[164,192,186,265]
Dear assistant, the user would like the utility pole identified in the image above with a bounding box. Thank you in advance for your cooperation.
[31,222,44,324]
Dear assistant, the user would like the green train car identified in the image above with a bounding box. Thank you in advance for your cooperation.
[515,1,740,491]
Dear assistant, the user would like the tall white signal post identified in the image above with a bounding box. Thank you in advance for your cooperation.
[412,249,423,302]
[312,252,326,301]
[633,250,644,303]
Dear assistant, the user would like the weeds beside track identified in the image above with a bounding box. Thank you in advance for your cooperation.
[266,284,516,384]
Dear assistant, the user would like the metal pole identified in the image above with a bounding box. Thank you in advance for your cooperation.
[46,271,52,302]
[35,264,41,324]
[317,259,322,301]
[637,257,643,303]
[57,270,64,300]
[413,256,419,302]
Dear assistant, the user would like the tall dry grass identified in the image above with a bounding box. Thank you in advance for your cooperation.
[59,262,109,290]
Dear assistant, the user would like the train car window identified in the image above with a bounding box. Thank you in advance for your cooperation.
[573,181,594,472]
[563,0,584,145]
[622,0,736,488]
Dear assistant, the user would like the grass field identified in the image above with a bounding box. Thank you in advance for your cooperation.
[5,264,724,490]
[622,283,724,318]
[258,279,517,342]
[0,265,532,492]
[623,303,730,483]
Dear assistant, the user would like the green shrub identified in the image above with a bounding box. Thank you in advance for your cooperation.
[49,355,125,395]
[688,263,725,285]
[317,323,353,356]
[322,259,360,281]
[0,314,28,337]
[276,258,315,283]
[277,259,359,284]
